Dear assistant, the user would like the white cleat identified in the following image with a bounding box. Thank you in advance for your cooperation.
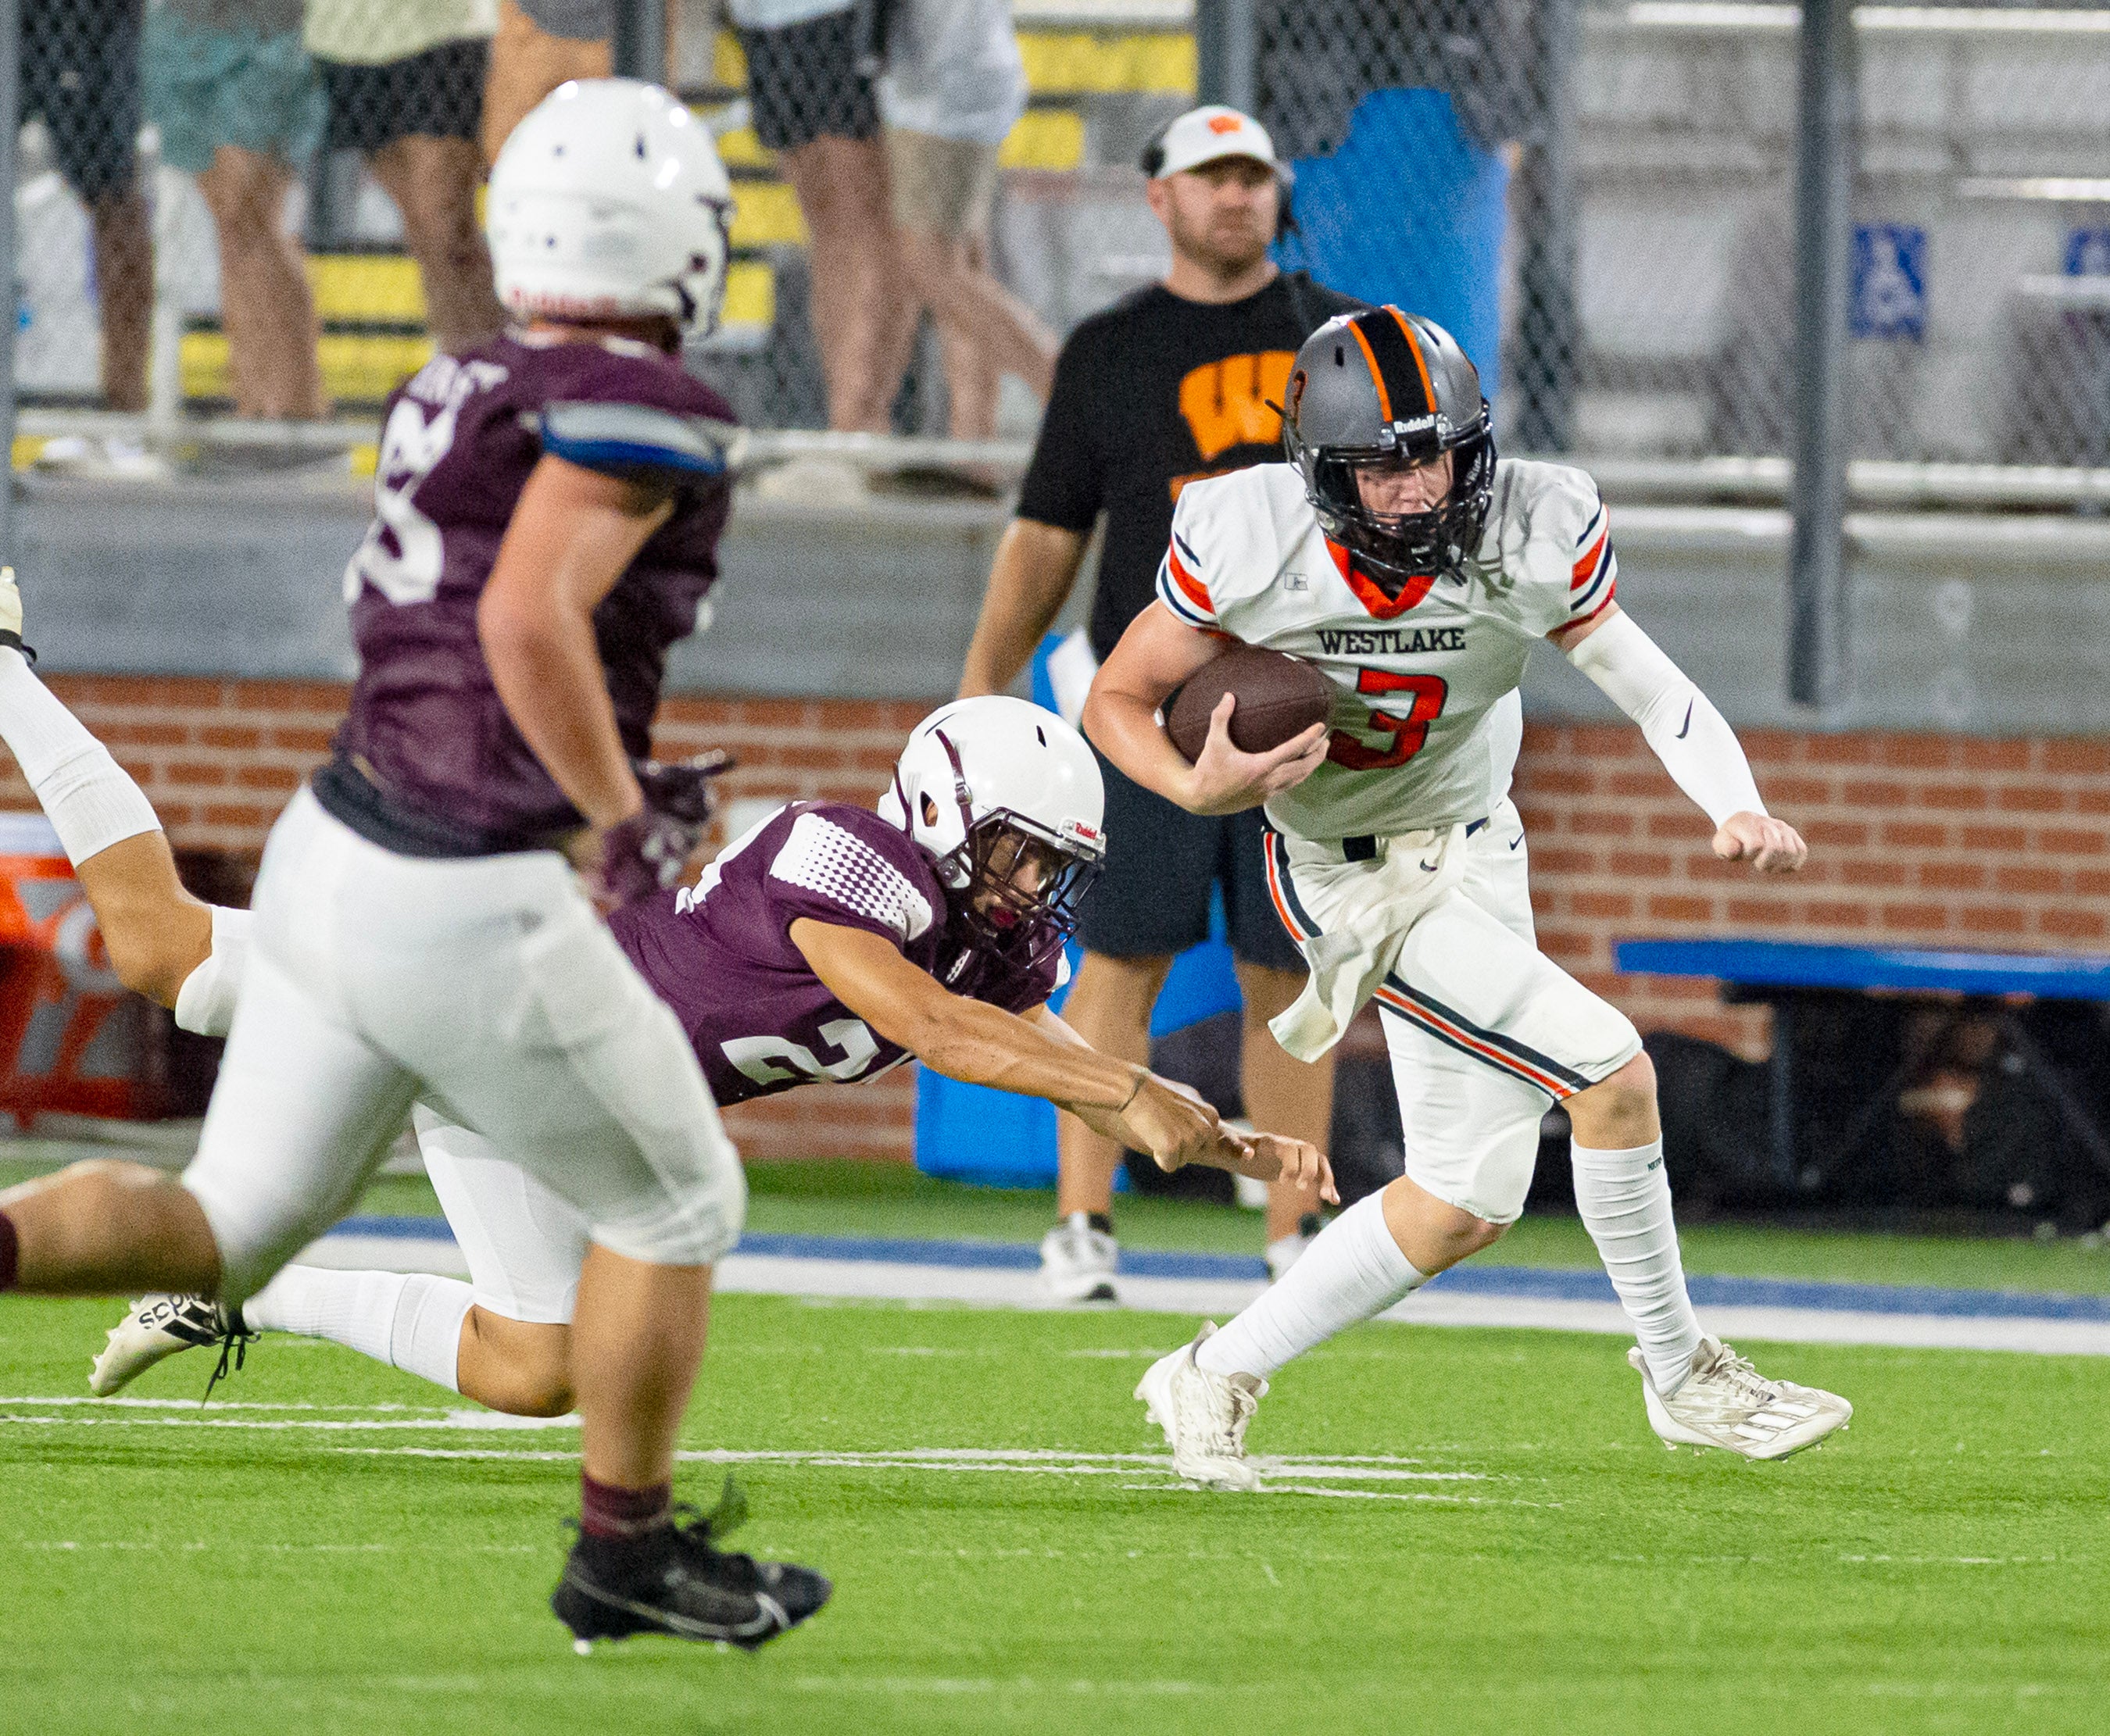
[1629,1335,1852,1462]
[91,1294,245,1397]
[1135,1323,1267,1491]
[1039,1211,1118,1304]
[1265,1213,1322,1281]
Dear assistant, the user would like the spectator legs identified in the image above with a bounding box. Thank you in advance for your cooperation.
[1235,959,1335,1244]
[481,0,610,168]
[780,135,910,433]
[367,136,506,355]
[89,187,153,413]
[198,148,327,420]
[1054,951,1174,1220]
[898,227,1057,438]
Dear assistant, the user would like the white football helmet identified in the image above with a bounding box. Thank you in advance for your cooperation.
[486,79,733,337]
[879,697,1106,973]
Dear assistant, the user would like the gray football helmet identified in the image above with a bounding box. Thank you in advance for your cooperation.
[1282,307,1495,595]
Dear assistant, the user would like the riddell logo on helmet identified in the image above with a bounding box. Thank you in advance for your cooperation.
[1207,116,1243,134]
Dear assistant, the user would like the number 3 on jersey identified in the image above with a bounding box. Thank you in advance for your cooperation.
[1327,670,1449,770]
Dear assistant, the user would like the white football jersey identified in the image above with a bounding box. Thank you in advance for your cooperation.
[1155,458,1615,841]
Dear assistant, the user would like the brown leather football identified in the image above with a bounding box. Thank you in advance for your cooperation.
[1164,645,1335,763]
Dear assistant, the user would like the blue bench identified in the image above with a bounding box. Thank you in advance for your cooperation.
[1615,937,2110,1188]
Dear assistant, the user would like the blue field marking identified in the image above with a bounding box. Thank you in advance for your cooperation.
[326,1216,2110,1322]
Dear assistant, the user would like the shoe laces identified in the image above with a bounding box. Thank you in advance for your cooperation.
[668,1477,764,1583]
[1184,1364,1259,1458]
[1695,1341,1777,1410]
[199,1308,255,1406]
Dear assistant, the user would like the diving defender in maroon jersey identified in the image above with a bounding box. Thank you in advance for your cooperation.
[0,81,839,1652]
[61,694,1328,1416]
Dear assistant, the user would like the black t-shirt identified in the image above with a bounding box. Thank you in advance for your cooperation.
[1016,270,1364,663]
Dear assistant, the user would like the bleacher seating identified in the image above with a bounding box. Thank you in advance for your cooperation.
[171,20,1195,414]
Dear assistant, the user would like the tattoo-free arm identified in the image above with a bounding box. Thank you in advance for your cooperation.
[1082,603,1329,816]
[477,454,675,829]
[958,519,1090,698]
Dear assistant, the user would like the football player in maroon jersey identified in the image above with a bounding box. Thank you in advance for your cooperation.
[0,80,834,1652]
[0,635,1329,1420]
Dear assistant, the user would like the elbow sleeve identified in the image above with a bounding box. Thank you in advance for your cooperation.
[1566,613,1765,827]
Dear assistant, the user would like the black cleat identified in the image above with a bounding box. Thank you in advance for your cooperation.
[551,1481,831,1654]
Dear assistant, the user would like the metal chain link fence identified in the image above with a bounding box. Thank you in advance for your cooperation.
[10,0,2110,469]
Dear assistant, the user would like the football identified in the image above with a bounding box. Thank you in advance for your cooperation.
[1164,645,1336,763]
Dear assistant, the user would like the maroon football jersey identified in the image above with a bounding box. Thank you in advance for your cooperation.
[610,802,1066,1105]
[331,332,733,848]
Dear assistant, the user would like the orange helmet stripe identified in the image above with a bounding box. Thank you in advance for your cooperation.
[1386,306,1439,414]
[1345,318,1393,424]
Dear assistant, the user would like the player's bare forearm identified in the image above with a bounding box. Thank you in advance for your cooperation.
[1085,605,1328,816]
[480,455,673,828]
[793,920,1142,1109]
[958,519,1088,698]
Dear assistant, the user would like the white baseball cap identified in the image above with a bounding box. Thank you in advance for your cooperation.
[1143,105,1281,179]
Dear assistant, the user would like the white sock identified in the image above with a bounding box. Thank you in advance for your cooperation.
[0,645,161,865]
[1196,1193,1427,1381]
[241,1266,473,1395]
[173,905,254,1038]
[1572,1138,1704,1395]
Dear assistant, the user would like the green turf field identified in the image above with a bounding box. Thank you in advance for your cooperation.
[5,1286,2109,1734]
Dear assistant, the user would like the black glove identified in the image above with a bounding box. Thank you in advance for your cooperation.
[635,750,733,828]
[590,752,736,909]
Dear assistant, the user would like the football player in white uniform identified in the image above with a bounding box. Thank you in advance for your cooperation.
[1084,306,1853,1488]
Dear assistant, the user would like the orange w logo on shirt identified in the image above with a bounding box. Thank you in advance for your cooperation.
[1178,351,1296,463]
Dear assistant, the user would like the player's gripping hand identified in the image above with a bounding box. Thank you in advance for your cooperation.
[587,752,737,910]
[1182,695,1330,817]
[1712,810,1807,874]
[1120,1072,1228,1173]
[1220,1131,1338,1205]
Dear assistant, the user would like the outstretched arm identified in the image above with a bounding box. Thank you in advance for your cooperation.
[1025,1005,1336,1200]
[792,917,1331,1196]
[1082,602,1329,816]
[1552,604,1805,873]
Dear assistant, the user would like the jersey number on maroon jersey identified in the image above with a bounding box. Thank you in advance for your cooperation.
[1326,670,1449,770]
[344,398,463,607]
[722,1018,884,1088]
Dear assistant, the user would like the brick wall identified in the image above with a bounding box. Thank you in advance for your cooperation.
[1,677,932,1161]
[1515,723,2110,1059]
[5,677,2105,1147]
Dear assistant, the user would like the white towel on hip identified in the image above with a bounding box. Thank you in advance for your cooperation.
[1268,823,1470,1062]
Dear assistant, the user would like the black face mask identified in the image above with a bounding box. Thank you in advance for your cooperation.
[1309,430,1497,597]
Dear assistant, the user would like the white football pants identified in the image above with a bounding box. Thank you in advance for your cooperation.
[181,788,745,1306]
[1272,798,1643,1224]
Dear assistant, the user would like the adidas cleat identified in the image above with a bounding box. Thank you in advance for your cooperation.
[1630,1335,1852,1462]
[1135,1322,1266,1491]
[553,1486,831,1653]
[91,1294,250,1398]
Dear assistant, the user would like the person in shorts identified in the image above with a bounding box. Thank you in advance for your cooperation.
[305,0,506,352]
[22,0,152,410]
[958,108,1364,1298]
[731,0,904,480]
[479,0,611,168]
[879,0,1055,441]
[144,0,327,417]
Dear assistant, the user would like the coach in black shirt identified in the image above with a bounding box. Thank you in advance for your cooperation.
[960,105,1361,1299]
